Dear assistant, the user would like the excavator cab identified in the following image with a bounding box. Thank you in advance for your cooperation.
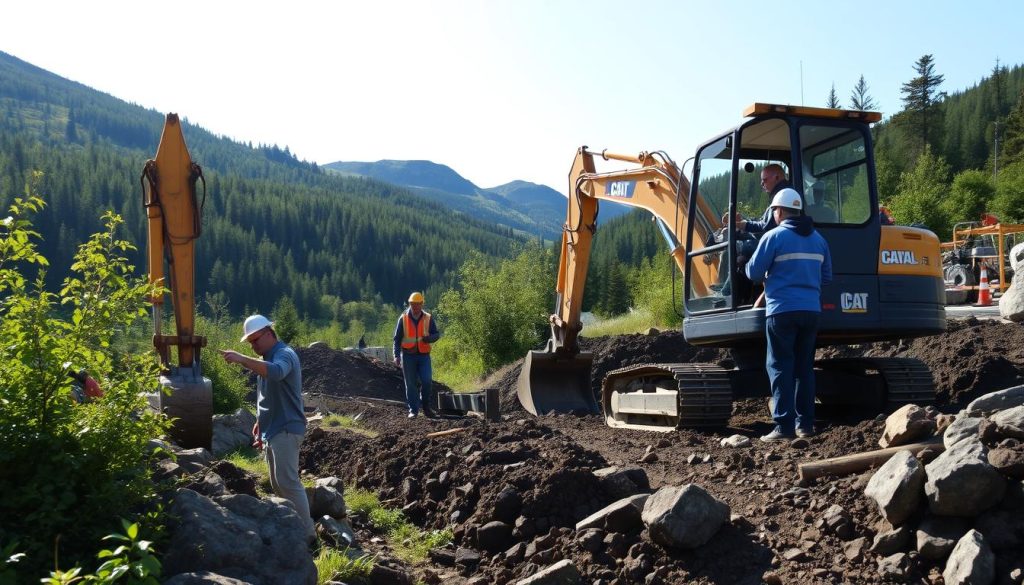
[520,103,946,430]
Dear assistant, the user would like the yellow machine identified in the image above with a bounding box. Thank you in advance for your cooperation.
[941,214,1024,302]
[142,114,212,448]
[519,103,946,430]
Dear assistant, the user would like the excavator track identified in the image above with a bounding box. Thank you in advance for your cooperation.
[815,357,936,411]
[601,363,732,431]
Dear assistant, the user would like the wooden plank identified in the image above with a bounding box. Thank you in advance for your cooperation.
[797,436,944,482]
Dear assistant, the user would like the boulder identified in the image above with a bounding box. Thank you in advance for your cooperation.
[162,489,315,585]
[924,438,1007,516]
[575,494,648,534]
[871,525,912,556]
[513,559,581,585]
[176,448,216,474]
[943,529,995,585]
[864,450,925,526]
[477,521,514,553]
[642,484,729,549]
[990,405,1024,439]
[592,466,650,500]
[916,516,970,560]
[964,386,1024,416]
[988,445,1024,478]
[164,572,254,585]
[308,477,347,519]
[1012,242,1024,273]
[943,416,982,449]
[1000,251,1024,322]
[879,404,936,448]
[211,408,258,457]
[720,434,752,448]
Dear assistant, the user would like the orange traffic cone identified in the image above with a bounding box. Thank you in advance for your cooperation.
[976,264,992,307]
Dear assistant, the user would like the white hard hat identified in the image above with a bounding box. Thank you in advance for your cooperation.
[770,188,803,211]
[241,314,273,342]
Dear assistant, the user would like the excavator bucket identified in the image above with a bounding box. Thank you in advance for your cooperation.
[516,350,599,415]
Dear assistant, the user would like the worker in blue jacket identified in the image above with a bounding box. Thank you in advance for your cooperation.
[745,188,832,442]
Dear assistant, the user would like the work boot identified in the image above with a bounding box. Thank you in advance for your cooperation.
[796,428,815,438]
[407,412,417,419]
[760,428,796,443]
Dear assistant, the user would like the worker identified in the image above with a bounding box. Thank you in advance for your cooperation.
[68,368,103,403]
[744,188,832,442]
[393,292,441,418]
[724,163,795,235]
[219,315,313,538]
[880,206,894,225]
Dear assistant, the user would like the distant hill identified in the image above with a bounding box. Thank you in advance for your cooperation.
[325,160,631,240]
[0,50,526,320]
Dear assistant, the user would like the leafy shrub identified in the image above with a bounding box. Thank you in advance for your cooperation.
[314,547,373,585]
[0,187,169,579]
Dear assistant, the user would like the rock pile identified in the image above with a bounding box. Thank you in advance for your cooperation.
[862,387,1024,584]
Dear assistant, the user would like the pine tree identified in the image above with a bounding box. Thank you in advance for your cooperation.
[850,74,878,111]
[991,58,1008,116]
[999,89,1024,169]
[900,54,947,152]
[826,84,840,109]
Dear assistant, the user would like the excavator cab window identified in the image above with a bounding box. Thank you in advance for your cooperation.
[798,122,872,225]
[686,134,734,312]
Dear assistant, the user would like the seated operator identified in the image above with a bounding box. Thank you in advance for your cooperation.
[717,164,800,303]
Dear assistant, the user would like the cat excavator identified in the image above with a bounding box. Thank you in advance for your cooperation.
[142,114,212,448]
[518,103,946,431]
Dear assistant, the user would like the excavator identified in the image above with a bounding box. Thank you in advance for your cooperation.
[142,114,212,448]
[518,103,946,431]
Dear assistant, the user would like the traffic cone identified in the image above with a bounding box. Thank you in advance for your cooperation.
[976,264,992,307]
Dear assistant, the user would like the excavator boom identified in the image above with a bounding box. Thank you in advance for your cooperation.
[142,114,212,448]
[517,147,723,415]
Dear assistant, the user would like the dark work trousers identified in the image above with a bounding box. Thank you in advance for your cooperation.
[765,311,819,434]
[401,352,433,415]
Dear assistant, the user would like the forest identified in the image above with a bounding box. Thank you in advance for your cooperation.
[3,50,1024,333]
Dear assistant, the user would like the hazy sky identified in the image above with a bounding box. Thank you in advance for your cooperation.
[2,1,1022,192]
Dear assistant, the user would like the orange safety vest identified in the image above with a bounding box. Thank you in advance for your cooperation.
[401,310,432,354]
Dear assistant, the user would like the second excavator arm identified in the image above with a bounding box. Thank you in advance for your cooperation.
[517,146,723,415]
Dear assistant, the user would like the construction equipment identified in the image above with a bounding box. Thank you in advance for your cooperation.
[941,215,1024,304]
[142,114,213,448]
[518,103,946,431]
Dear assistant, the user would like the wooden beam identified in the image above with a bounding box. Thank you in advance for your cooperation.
[798,436,944,482]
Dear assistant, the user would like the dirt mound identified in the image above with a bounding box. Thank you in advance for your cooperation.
[297,344,452,402]
[296,317,1024,584]
[820,317,1024,407]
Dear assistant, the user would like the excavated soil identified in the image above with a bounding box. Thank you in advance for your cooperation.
[297,318,1024,584]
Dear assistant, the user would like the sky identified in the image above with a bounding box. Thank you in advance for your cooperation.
[2,1,1023,193]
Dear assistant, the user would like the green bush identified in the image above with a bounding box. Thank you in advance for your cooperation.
[630,257,683,328]
[0,187,169,579]
[195,313,252,414]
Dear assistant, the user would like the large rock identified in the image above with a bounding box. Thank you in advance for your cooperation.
[943,416,982,449]
[925,438,1007,517]
[943,529,995,585]
[308,476,347,519]
[592,466,650,500]
[990,405,1024,439]
[162,489,316,585]
[964,386,1024,416]
[916,516,970,560]
[513,559,581,585]
[575,494,648,534]
[864,450,925,526]
[880,404,936,448]
[164,572,253,585]
[988,445,1024,478]
[1000,246,1024,322]
[1012,242,1024,272]
[871,525,912,556]
[211,408,258,457]
[642,484,729,549]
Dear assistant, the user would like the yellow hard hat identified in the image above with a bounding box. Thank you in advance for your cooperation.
[408,292,425,303]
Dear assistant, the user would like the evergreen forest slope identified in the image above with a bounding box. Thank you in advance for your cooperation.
[0,50,528,319]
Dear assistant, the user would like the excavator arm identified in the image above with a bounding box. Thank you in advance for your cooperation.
[517,146,723,415]
[141,114,212,449]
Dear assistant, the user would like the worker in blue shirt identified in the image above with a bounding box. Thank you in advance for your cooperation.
[745,188,832,442]
[393,292,441,418]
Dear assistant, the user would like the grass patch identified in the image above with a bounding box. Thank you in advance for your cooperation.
[223,447,271,494]
[322,413,379,438]
[581,309,661,337]
[315,546,375,585]
[348,486,453,564]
